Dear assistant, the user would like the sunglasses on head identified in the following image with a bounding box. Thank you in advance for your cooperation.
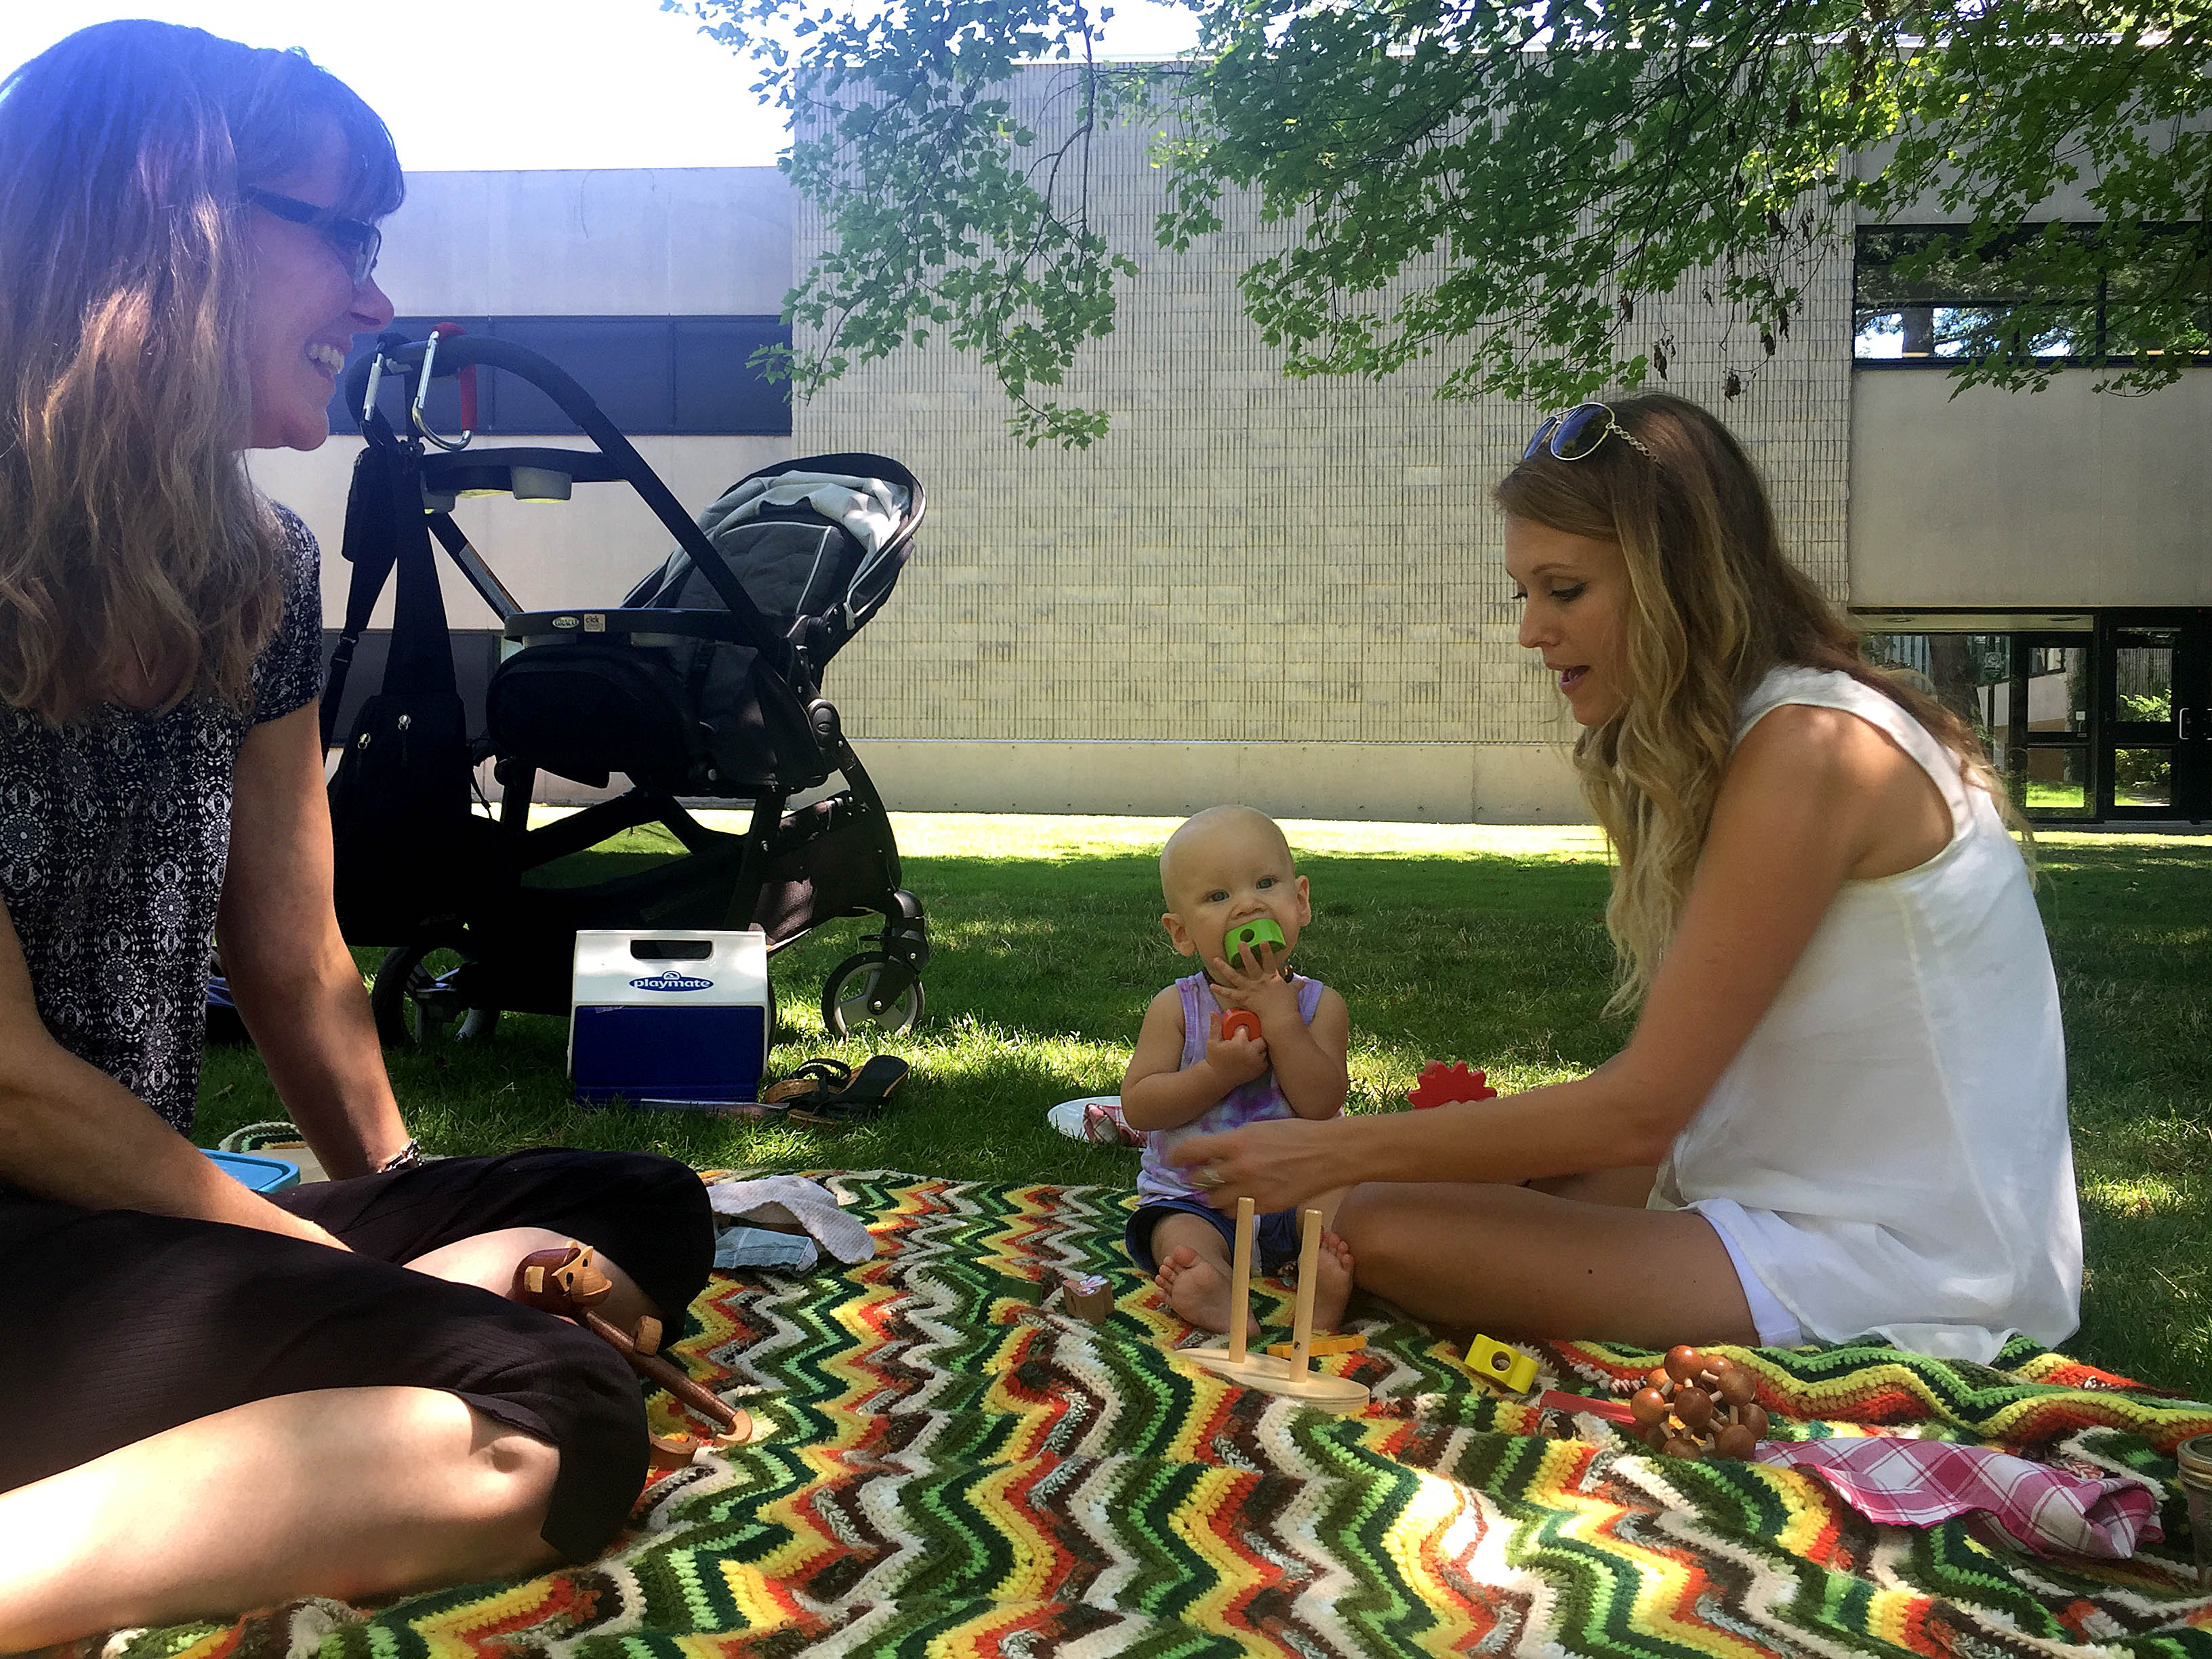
[1523,401,1656,464]
[243,186,381,286]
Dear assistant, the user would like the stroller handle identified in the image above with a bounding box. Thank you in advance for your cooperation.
[344,333,796,678]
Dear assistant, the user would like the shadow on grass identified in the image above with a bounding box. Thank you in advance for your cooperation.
[196,832,2211,1400]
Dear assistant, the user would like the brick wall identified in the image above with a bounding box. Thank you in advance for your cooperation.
[793,67,1853,814]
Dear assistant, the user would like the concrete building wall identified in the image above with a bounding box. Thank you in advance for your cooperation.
[1851,117,2212,224]
[1849,368,2212,609]
[792,66,1853,821]
[373,168,795,317]
[278,152,2212,821]
[266,167,798,620]
[854,739,1586,823]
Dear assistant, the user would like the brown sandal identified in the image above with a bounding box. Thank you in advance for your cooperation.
[761,1058,853,1107]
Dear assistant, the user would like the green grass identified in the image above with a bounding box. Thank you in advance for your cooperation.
[197,815,2211,1401]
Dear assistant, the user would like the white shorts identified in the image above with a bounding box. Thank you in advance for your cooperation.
[1647,1183,1805,1348]
[1700,1207,1806,1348]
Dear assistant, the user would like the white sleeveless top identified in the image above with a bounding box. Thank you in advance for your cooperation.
[1651,666,2082,1361]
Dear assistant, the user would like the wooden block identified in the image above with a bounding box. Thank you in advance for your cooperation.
[1464,1334,1538,1394]
[1061,1272,1113,1323]
[1267,1331,1365,1359]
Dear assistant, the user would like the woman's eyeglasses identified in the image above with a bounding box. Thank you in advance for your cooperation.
[1523,401,1655,463]
[243,186,381,286]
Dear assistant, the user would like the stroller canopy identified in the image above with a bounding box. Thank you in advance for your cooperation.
[487,452,924,798]
[625,462,919,672]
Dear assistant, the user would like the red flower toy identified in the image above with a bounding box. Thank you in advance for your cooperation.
[1406,1061,1499,1109]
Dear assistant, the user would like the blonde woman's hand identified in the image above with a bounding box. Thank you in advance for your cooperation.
[1171,1115,1343,1214]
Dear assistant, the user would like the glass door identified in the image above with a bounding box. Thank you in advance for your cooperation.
[2099,611,2212,821]
[2011,637,2096,819]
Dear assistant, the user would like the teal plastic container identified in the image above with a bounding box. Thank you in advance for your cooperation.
[201,1149,301,1193]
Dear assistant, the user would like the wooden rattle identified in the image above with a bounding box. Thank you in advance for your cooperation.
[1625,1345,1768,1459]
[513,1241,753,1456]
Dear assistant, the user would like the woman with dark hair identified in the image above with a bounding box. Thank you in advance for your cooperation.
[1175,392,2081,1364]
[0,23,713,1642]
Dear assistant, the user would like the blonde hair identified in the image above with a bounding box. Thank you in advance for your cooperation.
[1495,392,2022,1014]
[0,22,401,722]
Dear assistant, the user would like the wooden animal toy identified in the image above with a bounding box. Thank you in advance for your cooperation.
[513,1241,754,1450]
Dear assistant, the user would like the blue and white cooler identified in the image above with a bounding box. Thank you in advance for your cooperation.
[570,928,771,1109]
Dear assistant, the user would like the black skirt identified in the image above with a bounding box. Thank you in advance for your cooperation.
[0,1147,714,1561]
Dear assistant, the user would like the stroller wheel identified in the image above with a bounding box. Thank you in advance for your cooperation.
[371,935,500,1048]
[822,951,925,1040]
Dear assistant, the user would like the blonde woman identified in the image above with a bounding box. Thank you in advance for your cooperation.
[0,24,713,1644]
[1176,393,2081,1362]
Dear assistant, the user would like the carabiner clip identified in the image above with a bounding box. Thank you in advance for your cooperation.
[410,327,475,453]
[361,350,388,427]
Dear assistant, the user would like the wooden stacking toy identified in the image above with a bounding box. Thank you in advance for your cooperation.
[1221,917,1287,966]
[1174,1197,1370,1414]
[1061,1271,1114,1323]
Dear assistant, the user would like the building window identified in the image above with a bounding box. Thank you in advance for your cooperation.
[327,315,793,436]
[1858,611,2210,822]
[1853,225,2211,366]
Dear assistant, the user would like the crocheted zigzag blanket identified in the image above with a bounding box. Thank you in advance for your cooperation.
[94,1172,2212,1658]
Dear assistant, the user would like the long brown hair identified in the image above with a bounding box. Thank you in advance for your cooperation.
[1496,392,2021,1012]
[0,21,401,722]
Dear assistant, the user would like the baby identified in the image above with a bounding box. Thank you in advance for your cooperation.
[1120,804,1354,1334]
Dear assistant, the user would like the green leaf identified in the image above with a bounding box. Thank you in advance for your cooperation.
[678,0,2212,443]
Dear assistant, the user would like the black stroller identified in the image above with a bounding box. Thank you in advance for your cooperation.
[323,331,930,1048]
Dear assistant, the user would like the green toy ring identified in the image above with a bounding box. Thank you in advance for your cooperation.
[1222,917,1287,968]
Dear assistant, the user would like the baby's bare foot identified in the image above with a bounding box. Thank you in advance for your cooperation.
[1304,1229,1355,1334]
[1155,1245,1246,1334]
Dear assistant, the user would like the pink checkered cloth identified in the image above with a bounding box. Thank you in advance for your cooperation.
[1755,1437,2163,1559]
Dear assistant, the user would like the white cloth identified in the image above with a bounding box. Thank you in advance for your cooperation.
[705,1174,877,1265]
[714,1224,820,1273]
[1650,666,2081,1361]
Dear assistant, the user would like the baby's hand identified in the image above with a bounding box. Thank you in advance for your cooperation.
[1204,1010,1270,1088]
[1208,940,1298,1023]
